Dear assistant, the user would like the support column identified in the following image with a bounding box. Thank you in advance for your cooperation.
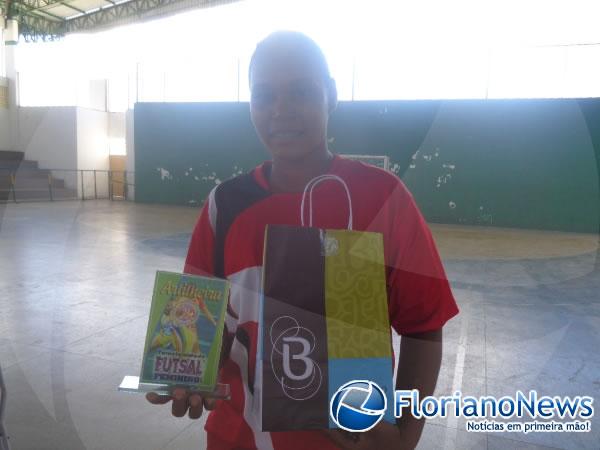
[0,20,10,149]
[5,37,18,151]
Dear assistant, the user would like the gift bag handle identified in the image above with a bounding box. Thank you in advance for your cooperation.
[300,174,353,230]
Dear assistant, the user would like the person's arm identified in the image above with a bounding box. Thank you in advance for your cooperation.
[323,329,442,450]
[394,328,442,448]
[325,181,456,449]
[383,185,455,448]
[385,180,456,446]
[146,195,221,419]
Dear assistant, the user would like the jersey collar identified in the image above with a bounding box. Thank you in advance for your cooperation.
[253,154,342,193]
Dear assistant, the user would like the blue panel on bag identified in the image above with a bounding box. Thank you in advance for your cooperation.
[328,358,395,429]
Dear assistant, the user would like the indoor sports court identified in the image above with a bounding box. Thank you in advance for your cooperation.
[0,1,599,449]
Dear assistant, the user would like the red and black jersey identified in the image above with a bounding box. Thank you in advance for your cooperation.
[184,154,459,450]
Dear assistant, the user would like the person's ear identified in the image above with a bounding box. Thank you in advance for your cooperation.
[327,77,338,114]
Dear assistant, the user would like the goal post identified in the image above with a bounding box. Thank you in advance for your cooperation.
[339,154,390,171]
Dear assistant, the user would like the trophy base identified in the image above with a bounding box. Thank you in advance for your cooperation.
[118,375,230,399]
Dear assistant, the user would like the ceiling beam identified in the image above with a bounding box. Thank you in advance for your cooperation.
[11,0,59,10]
[65,0,242,33]
[17,0,97,16]
[35,7,64,20]
[11,0,66,20]
[59,2,86,14]
[0,0,65,40]
[1,0,243,41]
[17,13,65,40]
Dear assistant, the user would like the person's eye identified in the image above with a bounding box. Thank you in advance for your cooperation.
[290,85,320,103]
[251,90,275,106]
[291,86,311,99]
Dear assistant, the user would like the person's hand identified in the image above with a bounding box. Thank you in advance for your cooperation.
[322,421,413,450]
[145,387,217,419]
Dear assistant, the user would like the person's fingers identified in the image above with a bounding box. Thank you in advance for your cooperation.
[146,392,172,405]
[171,388,189,417]
[146,387,221,418]
[188,394,204,419]
[322,430,348,449]
[322,429,363,450]
[203,397,217,410]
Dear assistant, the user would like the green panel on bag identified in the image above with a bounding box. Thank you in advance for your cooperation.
[324,229,392,359]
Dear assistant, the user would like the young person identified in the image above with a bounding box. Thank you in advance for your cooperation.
[147,31,459,450]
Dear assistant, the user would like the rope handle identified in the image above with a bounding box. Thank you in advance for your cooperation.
[300,174,353,230]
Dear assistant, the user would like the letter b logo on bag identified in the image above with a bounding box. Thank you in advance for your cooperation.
[270,316,322,400]
[282,336,313,380]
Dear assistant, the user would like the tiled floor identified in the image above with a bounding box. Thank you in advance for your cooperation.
[0,200,598,450]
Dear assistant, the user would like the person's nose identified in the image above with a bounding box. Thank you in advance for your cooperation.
[271,92,296,118]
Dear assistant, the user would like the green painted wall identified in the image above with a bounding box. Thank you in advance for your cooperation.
[134,99,600,233]
[134,103,266,206]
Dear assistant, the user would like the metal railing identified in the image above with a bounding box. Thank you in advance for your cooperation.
[0,168,135,203]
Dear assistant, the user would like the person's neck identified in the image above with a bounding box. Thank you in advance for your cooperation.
[269,148,334,193]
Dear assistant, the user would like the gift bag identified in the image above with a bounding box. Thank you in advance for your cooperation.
[259,175,395,431]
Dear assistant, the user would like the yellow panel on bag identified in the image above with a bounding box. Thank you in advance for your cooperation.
[324,229,392,359]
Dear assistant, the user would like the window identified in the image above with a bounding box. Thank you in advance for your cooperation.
[15,0,600,105]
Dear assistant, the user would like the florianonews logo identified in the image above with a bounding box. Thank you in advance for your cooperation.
[329,381,594,434]
[330,380,387,432]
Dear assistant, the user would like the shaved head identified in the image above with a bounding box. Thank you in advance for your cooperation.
[249,31,332,87]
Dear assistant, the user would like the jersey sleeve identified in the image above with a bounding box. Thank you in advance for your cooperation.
[184,195,216,277]
[384,182,459,335]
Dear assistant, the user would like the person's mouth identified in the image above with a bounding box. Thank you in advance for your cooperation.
[269,130,304,140]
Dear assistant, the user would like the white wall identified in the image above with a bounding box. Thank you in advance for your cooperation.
[17,106,112,196]
[0,76,9,149]
[19,106,77,168]
[88,80,107,112]
[76,107,109,198]
[0,39,7,149]
[0,108,9,150]
[109,111,125,139]
[108,111,126,156]
[1,42,17,151]
[0,37,5,78]
[18,106,79,190]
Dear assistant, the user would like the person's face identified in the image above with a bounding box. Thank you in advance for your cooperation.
[250,47,334,162]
